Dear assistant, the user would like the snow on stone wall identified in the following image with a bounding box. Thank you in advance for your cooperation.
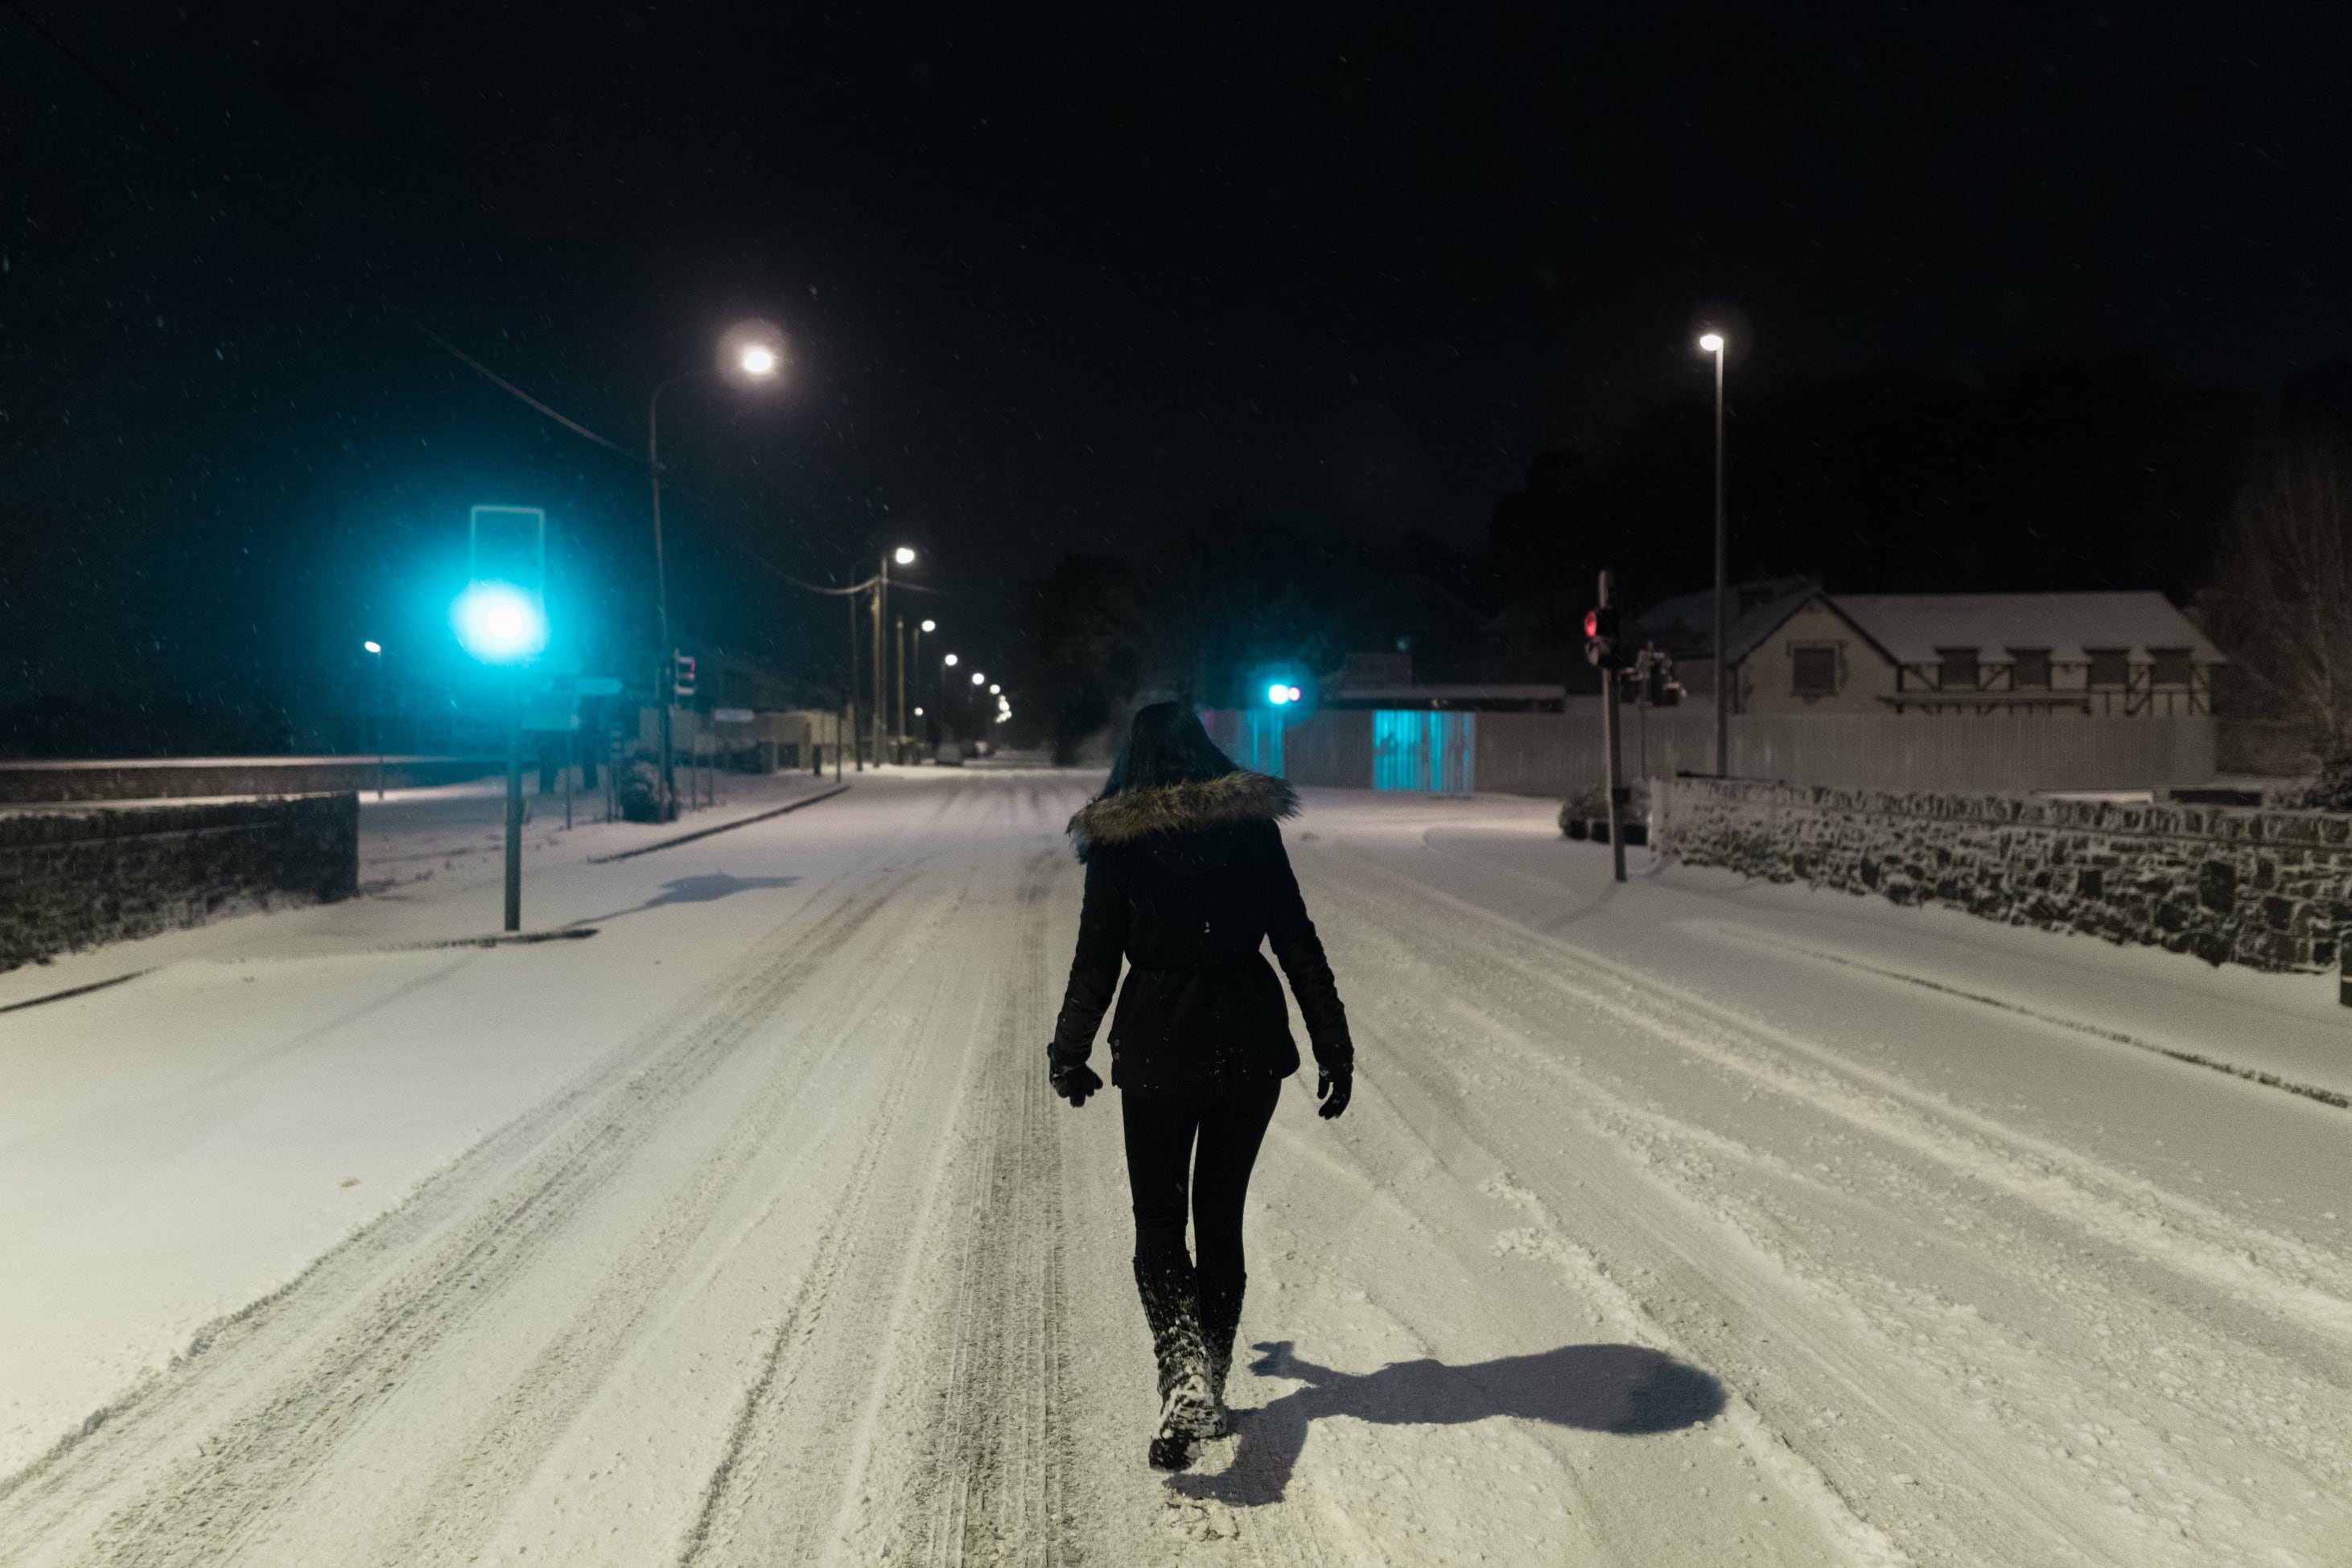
[1654,776,2352,974]
[0,793,359,973]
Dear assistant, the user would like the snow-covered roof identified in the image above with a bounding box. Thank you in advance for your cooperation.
[1832,592,2223,665]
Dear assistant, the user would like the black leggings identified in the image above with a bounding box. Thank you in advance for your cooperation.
[1119,1080,1281,1288]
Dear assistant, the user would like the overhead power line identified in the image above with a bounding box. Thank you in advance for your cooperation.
[2,0,643,465]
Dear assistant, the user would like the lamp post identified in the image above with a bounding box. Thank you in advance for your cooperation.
[911,618,934,751]
[1699,331,1728,778]
[874,545,914,767]
[941,652,958,751]
[362,640,385,800]
[648,321,783,817]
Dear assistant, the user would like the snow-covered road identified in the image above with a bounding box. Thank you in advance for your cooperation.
[2,770,2346,1565]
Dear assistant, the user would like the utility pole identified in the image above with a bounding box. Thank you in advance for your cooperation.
[847,593,863,772]
[871,574,886,769]
[1599,568,1628,884]
[894,615,907,756]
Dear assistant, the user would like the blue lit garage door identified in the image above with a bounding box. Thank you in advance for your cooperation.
[1373,711,1474,795]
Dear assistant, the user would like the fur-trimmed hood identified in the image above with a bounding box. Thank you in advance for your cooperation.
[1066,770,1299,861]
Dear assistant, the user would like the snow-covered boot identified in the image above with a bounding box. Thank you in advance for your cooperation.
[1134,1257,1219,1471]
[1197,1269,1246,1438]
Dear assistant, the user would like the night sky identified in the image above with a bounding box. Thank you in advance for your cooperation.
[6,3,2350,731]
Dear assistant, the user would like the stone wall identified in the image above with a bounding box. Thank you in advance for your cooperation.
[0,757,497,804]
[1,793,359,973]
[1652,776,2352,975]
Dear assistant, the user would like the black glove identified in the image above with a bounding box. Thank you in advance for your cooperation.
[1048,1050,1103,1108]
[1316,1065,1352,1120]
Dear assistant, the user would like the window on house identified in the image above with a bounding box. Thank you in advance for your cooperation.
[1935,647,1980,689]
[2149,648,2193,686]
[2086,648,2130,688]
[2008,648,2052,688]
[1790,645,1838,696]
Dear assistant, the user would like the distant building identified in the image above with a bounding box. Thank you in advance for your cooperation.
[1324,649,1565,713]
[1633,586,2223,718]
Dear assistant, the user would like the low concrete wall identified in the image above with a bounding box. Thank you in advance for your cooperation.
[0,756,500,804]
[1,794,359,972]
[1653,776,2352,975]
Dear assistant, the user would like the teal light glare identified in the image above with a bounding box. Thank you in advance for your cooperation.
[453,582,547,664]
[1267,683,1292,706]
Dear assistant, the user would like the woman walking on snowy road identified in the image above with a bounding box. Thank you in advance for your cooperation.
[1047,702,1353,1471]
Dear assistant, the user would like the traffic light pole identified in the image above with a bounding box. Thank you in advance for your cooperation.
[1599,568,1628,884]
[505,684,524,931]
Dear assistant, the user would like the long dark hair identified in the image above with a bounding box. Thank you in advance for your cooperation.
[1102,702,1241,796]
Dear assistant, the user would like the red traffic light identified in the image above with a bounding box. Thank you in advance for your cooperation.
[1584,610,1600,638]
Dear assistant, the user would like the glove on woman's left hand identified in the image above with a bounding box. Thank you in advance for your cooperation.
[1316,1066,1353,1120]
[1048,1050,1103,1108]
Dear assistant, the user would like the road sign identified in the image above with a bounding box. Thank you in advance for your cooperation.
[714,707,755,722]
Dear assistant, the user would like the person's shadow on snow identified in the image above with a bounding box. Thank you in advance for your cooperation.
[576,872,801,924]
[1172,1340,1724,1507]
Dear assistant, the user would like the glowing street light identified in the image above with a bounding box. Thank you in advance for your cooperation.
[650,317,787,815]
[894,545,916,566]
[921,619,936,633]
[1699,328,1729,776]
[362,641,385,800]
[989,683,1001,694]
[945,652,959,666]
[971,672,986,685]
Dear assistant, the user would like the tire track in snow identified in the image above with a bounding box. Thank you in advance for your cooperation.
[0,861,925,1566]
[1334,843,2352,1344]
[379,868,978,1565]
[900,847,1081,1566]
[1312,842,2352,1563]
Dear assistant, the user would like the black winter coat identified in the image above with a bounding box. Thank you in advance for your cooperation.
[1049,771,1352,1097]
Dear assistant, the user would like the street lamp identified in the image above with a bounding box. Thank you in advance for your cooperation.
[649,318,784,817]
[1699,330,1728,777]
[873,545,917,764]
[971,671,986,685]
[362,641,385,800]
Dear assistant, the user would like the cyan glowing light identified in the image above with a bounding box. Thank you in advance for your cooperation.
[362,640,381,655]
[1267,683,1291,706]
[452,582,547,663]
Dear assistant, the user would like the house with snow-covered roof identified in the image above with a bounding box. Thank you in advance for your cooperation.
[1631,585,2223,718]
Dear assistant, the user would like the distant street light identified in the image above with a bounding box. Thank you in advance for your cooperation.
[989,683,1001,695]
[971,671,986,685]
[921,619,936,633]
[945,652,959,666]
[649,318,785,817]
[1699,329,1728,776]
[362,641,385,800]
